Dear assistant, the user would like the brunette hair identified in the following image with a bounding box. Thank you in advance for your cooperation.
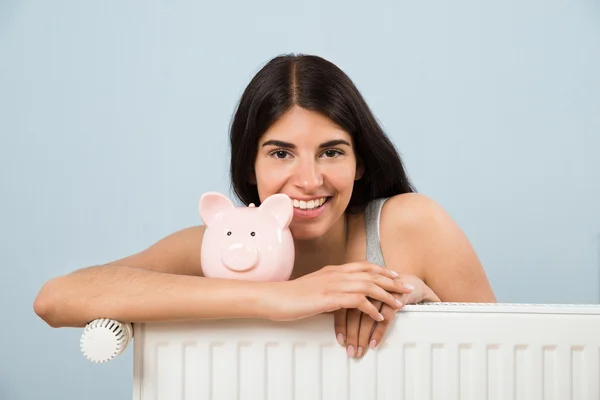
[229,53,416,213]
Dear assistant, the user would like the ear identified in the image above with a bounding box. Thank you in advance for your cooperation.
[198,192,234,226]
[259,193,293,228]
[355,159,365,181]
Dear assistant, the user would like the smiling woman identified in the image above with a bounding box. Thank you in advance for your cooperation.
[254,108,361,237]
[33,53,496,361]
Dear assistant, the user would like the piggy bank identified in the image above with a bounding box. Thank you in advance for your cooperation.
[198,191,295,281]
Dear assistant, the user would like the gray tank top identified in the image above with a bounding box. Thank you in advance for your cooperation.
[364,197,389,266]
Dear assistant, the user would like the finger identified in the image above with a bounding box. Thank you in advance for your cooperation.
[370,297,401,348]
[337,280,403,310]
[341,272,415,298]
[369,315,391,349]
[368,274,415,295]
[357,300,382,357]
[335,262,400,280]
[397,291,415,306]
[338,295,384,323]
[367,284,400,310]
[344,308,362,357]
[366,284,405,310]
[333,309,347,346]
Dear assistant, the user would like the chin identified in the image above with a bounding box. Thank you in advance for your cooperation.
[288,223,325,241]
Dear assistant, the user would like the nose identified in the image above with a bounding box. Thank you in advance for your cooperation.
[292,158,323,192]
[222,244,258,272]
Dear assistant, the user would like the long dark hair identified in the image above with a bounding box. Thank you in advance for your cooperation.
[229,53,416,213]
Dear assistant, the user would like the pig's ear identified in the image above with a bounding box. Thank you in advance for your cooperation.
[259,193,293,228]
[199,192,234,226]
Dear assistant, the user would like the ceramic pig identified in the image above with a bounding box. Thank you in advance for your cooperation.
[198,191,295,281]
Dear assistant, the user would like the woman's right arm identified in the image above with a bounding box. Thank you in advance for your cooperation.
[33,226,412,328]
[33,226,264,328]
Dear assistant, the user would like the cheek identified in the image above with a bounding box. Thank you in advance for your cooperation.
[325,163,357,189]
[254,159,288,193]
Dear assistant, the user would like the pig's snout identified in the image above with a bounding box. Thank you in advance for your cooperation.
[221,244,258,272]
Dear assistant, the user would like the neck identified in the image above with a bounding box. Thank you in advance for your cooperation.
[292,214,348,274]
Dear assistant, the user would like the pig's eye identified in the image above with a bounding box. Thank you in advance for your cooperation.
[250,232,255,236]
[227,231,232,236]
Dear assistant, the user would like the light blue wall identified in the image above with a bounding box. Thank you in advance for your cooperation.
[2,1,599,398]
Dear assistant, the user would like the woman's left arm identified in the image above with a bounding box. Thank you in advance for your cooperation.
[385,193,496,302]
[338,193,496,358]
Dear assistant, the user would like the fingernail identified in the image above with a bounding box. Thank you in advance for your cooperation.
[395,299,403,307]
[346,345,355,357]
[378,313,384,321]
[337,333,345,346]
[390,270,399,277]
[404,283,415,291]
[369,339,377,349]
[356,346,363,357]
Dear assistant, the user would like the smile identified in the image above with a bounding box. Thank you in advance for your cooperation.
[291,197,328,210]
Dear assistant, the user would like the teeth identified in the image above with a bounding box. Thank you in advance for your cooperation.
[292,197,327,210]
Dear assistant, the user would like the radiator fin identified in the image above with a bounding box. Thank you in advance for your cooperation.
[134,309,600,399]
[144,341,600,400]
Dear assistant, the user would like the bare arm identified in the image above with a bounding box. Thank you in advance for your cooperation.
[380,194,497,302]
[34,223,419,329]
[339,194,496,356]
[33,226,269,328]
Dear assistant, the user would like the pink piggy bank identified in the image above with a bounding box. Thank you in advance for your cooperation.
[198,191,295,281]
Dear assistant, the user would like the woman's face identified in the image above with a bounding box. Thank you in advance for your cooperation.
[254,106,363,240]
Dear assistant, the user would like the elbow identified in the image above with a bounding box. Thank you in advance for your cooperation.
[33,300,59,328]
[33,278,66,328]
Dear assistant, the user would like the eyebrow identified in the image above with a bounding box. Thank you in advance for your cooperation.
[261,139,351,149]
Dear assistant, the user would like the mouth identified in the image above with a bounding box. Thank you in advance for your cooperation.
[291,197,329,211]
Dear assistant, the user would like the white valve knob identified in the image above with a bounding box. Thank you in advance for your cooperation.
[80,318,133,363]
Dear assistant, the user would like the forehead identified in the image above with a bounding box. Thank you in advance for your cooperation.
[260,106,351,143]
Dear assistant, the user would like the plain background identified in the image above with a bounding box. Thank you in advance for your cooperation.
[1,1,599,399]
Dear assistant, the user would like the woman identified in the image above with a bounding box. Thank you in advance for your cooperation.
[33,53,496,359]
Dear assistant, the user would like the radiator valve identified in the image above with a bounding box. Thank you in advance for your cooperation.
[80,318,133,363]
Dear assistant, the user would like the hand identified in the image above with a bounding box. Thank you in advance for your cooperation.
[263,262,414,322]
[334,273,440,358]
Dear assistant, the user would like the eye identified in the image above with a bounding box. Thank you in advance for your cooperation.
[227,231,232,236]
[322,149,343,158]
[250,232,255,236]
[268,149,291,159]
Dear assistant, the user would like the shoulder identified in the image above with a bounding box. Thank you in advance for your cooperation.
[378,193,453,247]
[378,193,496,302]
[376,193,449,274]
[380,193,448,228]
[104,225,207,276]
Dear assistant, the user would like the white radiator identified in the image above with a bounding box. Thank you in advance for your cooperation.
[129,303,600,400]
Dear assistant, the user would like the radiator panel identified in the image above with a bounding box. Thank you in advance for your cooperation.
[132,303,600,400]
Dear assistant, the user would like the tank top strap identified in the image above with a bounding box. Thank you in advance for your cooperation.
[364,197,389,267]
